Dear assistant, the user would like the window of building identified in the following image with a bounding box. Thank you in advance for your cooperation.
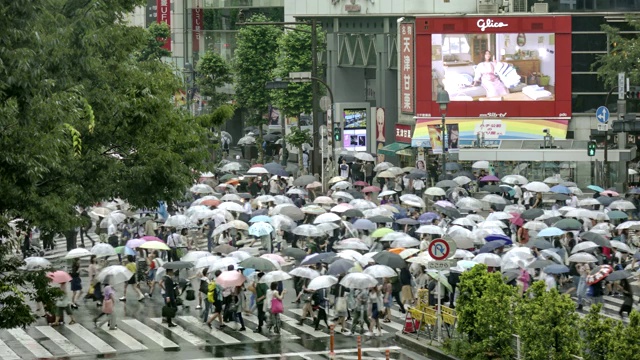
[442,35,470,55]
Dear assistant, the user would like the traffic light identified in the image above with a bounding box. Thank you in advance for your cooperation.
[626,86,640,100]
[587,140,596,157]
[334,127,341,141]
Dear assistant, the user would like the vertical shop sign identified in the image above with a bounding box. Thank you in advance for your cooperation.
[400,23,414,114]
[157,0,171,51]
[192,5,202,52]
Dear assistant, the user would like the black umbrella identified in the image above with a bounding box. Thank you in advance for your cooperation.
[606,270,633,282]
[293,175,317,187]
[528,238,553,250]
[543,216,562,226]
[527,259,555,269]
[369,215,394,223]
[301,252,336,266]
[521,208,544,220]
[435,180,458,188]
[163,261,194,270]
[596,196,617,206]
[477,240,507,254]
[264,162,285,175]
[407,170,427,179]
[344,209,365,218]
[551,193,570,201]
[263,133,281,142]
[481,185,502,194]
[346,190,365,199]
[554,218,582,230]
[396,218,420,225]
[580,231,611,247]
[327,259,355,275]
[282,247,307,261]
[373,251,407,268]
[440,207,462,219]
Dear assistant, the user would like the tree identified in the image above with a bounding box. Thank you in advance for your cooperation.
[609,310,640,360]
[233,14,282,162]
[286,127,313,175]
[196,51,232,109]
[197,104,235,161]
[515,281,581,360]
[593,15,640,88]
[137,21,171,61]
[581,303,617,360]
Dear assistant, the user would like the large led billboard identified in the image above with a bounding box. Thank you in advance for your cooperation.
[343,108,367,151]
[415,16,571,118]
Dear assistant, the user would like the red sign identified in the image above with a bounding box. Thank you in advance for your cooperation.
[428,238,451,261]
[395,124,412,143]
[192,7,202,52]
[157,0,171,51]
[400,23,414,114]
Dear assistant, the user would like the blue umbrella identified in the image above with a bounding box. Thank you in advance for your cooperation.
[537,227,564,237]
[587,185,605,193]
[478,240,507,254]
[124,246,136,256]
[419,212,440,224]
[544,264,570,274]
[248,222,274,237]
[485,234,513,246]
[550,185,571,195]
[628,188,640,195]
[250,215,272,223]
[445,162,461,171]
[353,219,376,231]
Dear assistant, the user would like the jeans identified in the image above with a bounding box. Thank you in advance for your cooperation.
[575,276,586,305]
[80,227,95,247]
[201,300,211,322]
[313,308,329,329]
[207,237,213,253]
[257,303,266,329]
[392,291,405,312]
[235,312,245,328]
[351,309,370,334]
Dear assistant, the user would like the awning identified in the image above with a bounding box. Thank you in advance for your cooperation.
[377,142,410,156]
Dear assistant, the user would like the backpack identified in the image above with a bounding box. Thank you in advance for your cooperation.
[207,281,217,303]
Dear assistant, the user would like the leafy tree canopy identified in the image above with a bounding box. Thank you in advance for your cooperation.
[593,15,640,88]
[196,51,232,108]
[137,21,171,61]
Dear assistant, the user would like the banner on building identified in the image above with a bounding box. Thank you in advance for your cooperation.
[427,125,443,154]
[157,0,171,51]
[446,124,459,153]
[192,7,202,52]
[400,23,415,114]
[395,124,412,143]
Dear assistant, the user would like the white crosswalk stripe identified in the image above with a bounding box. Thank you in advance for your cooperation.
[66,323,116,354]
[6,328,53,358]
[0,338,20,360]
[99,323,148,351]
[120,319,179,348]
[178,315,241,344]
[35,326,85,356]
[150,317,207,346]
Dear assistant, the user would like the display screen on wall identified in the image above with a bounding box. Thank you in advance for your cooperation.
[343,109,367,129]
[343,129,367,152]
[432,33,555,102]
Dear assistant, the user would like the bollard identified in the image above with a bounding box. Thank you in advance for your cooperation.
[357,335,362,360]
[329,324,335,360]
[386,349,390,360]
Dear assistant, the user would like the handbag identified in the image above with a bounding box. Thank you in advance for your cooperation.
[335,297,347,312]
[185,289,196,301]
[162,305,177,318]
[101,298,114,314]
[271,298,284,314]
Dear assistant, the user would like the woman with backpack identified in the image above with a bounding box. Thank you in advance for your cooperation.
[206,270,226,329]
[94,279,116,330]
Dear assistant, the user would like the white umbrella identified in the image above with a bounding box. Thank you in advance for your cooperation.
[190,184,215,194]
[570,241,599,254]
[255,196,277,205]
[271,215,296,231]
[391,237,421,248]
[101,211,127,228]
[332,191,355,201]
[355,152,375,162]
[247,167,269,175]
[523,221,548,231]
[456,197,484,211]
[540,249,563,264]
[400,194,426,208]
[453,249,475,260]
[567,253,598,263]
[578,198,600,207]
[238,136,256,145]
[482,194,507,205]
[182,251,213,263]
[90,243,117,257]
[334,239,369,251]
[217,201,245,213]
[476,220,507,229]
[565,209,595,219]
[486,212,512,221]
[273,195,294,205]
[90,207,112,218]
[289,267,321,279]
[286,188,307,196]
[22,257,52,270]
[293,224,324,237]
[501,175,528,185]
[221,194,242,202]
[340,273,378,289]
[472,253,501,267]
[332,181,352,190]
[195,256,222,269]
[221,162,241,172]
[610,240,632,253]
[609,200,636,211]
[314,212,341,224]
[472,160,490,169]
[349,199,377,210]
[543,176,563,184]
[374,162,393,172]
[313,196,335,205]
[97,265,133,285]
[317,222,340,234]
[378,190,396,198]
[453,176,472,185]
[210,257,240,272]
[425,187,446,197]
[399,248,420,259]
[616,221,640,230]
[524,181,550,193]
[452,217,476,227]
[503,204,526,214]
[307,275,339,290]
[363,265,396,278]
[164,214,192,228]
[227,251,252,262]
[64,248,92,260]
[259,270,292,283]
[416,225,444,235]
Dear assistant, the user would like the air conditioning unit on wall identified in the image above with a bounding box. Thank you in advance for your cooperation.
[532,2,549,13]
[477,0,499,14]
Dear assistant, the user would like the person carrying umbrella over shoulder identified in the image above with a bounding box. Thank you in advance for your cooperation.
[161,269,178,327]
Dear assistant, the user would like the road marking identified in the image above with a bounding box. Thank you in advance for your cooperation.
[178,316,240,344]
[6,328,53,358]
[242,314,299,339]
[150,318,206,346]
[0,338,20,360]
[189,346,402,360]
[121,319,179,348]
[100,324,148,351]
[66,323,116,354]
[278,313,329,338]
[35,326,84,356]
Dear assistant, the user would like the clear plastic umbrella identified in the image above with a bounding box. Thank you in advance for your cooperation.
[363,265,396,278]
[22,257,52,270]
[307,275,338,290]
[90,243,117,257]
[259,270,292,283]
[97,265,133,285]
[289,267,321,279]
[64,248,93,260]
[340,273,378,289]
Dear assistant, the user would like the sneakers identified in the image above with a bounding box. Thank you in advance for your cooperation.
[238,327,246,331]
[137,295,145,302]
[168,323,177,328]
[119,297,126,302]
[196,305,202,310]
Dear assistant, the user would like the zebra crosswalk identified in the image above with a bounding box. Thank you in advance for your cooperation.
[0,306,407,360]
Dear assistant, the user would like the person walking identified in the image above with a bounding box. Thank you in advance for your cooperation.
[369,285,383,336]
[312,287,330,331]
[70,258,82,309]
[253,272,268,333]
[334,283,350,333]
[382,278,393,323]
[232,285,246,331]
[167,229,181,262]
[267,282,285,334]
[53,282,77,326]
[120,255,145,301]
[94,279,116,330]
[350,288,372,335]
[619,278,634,318]
[161,269,178,327]
[205,270,226,329]
[87,255,103,306]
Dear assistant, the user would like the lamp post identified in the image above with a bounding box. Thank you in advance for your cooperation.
[183,62,194,115]
[436,89,450,179]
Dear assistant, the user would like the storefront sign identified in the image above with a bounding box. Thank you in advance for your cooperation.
[400,23,415,114]
[157,0,171,51]
[477,19,509,32]
[395,124,412,143]
[192,6,202,52]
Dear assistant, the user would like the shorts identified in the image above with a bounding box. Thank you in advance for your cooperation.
[147,269,157,282]
[127,276,137,285]
[70,277,82,292]
[214,302,223,314]
[371,303,379,320]
[57,306,72,317]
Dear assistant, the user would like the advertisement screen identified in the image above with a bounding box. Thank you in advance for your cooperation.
[343,109,367,129]
[431,33,555,102]
[343,129,367,152]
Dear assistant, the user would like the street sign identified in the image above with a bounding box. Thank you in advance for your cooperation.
[319,96,331,112]
[618,72,625,100]
[597,123,609,132]
[596,106,610,124]
[426,260,456,270]
[265,81,289,90]
[428,238,452,261]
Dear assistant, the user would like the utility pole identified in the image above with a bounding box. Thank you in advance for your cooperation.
[310,20,321,177]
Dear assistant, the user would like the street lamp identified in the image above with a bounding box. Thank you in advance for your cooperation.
[183,62,194,114]
[436,89,450,179]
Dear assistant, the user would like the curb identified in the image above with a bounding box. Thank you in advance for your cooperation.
[394,331,460,360]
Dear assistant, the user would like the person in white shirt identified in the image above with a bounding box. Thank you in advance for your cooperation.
[513,182,523,205]
[167,230,182,261]
[269,177,281,195]
[566,193,578,208]
[107,222,117,238]
[339,160,350,179]
[243,199,252,215]
[544,273,557,291]
[413,178,425,197]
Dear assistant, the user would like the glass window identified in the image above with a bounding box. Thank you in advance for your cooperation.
[199,7,284,31]
[572,16,605,32]
[572,74,607,93]
[572,33,607,52]
[572,94,618,113]
[572,53,601,72]
[442,35,470,55]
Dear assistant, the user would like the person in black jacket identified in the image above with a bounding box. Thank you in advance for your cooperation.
[163,269,177,327]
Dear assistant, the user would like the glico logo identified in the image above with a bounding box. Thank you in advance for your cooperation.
[476,18,508,32]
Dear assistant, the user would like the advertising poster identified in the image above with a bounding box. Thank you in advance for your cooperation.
[428,125,443,154]
[447,123,459,153]
[416,148,426,171]
[375,107,386,159]
[400,23,415,114]
[157,0,171,51]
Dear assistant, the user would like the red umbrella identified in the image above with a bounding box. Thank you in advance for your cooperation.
[354,181,369,187]
[141,236,164,243]
[200,199,221,207]
[586,265,613,285]
[509,213,524,227]
[47,270,72,284]
[361,186,381,193]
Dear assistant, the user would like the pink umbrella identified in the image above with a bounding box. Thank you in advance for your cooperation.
[261,253,286,264]
[509,213,524,227]
[126,238,147,248]
[353,181,369,187]
[47,270,72,284]
[435,200,455,208]
[361,186,381,193]
[481,175,500,182]
[141,236,164,243]
[216,270,246,288]
[331,203,354,213]
[600,190,619,197]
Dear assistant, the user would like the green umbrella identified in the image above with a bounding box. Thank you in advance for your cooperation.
[239,257,279,272]
[607,210,628,220]
[553,218,582,230]
[371,227,394,238]
[220,174,239,182]
[115,246,125,255]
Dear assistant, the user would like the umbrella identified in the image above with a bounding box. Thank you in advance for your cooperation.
[524,182,550,193]
[472,160,490,169]
[90,243,117,257]
[453,176,473,185]
[353,219,376,231]
[554,218,582,230]
[396,218,420,226]
[314,212,342,224]
[391,238,421,248]
[482,194,507,205]
[139,241,170,251]
[543,264,570,274]
[332,181,352,190]
[327,259,356,275]
[47,270,73,284]
[363,265,397,278]
[571,241,599,254]
[587,265,614,285]
[400,194,426,208]
[567,253,598,263]
[537,227,564,237]
[181,251,213,264]
[96,265,134,285]
[307,275,339,290]
[209,257,240,272]
[250,215,272,223]
[293,224,324,237]
[226,251,252,262]
[289,267,321,279]
[399,248,420,259]
[523,221,548,231]
[597,196,616,206]
[456,197,484,211]
[416,225,444,235]
[212,244,236,254]
[435,180,459,189]
[259,270,292,283]
[610,240,632,253]
[282,247,307,261]
[580,232,611,247]
[521,208,544,220]
[425,187,447,197]
[217,271,246,288]
[527,259,555,269]
[301,252,337,266]
[550,185,571,195]
[501,175,528,185]
[190,184,215,194]
[477,240,507,254]
[293,175,317,187]
[371,228,394,238]
[240,257,279,272]
[238,135,256,145]
[64,248,93,259]
[529,238,553,250]
[22,257,52,270]
[472,253,501,267]
[90,207,112,218]
[609,200,636,211]
[606,270,634,282]
[302,205,328,215]
[373,251,406,268]
[340,273,378,289]
[607,211,628,220]
[440,206,462,219]
[163,261,194,270]
[221,162,241,172]
[481,175,500,182]
[248,222,274,237]
[261,253,286,265]
[587,185,605,193]
[334,239,369,251]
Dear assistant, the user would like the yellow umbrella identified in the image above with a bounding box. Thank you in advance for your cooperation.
[328,176,347,185]
[371,227,394,238]
[139,242,170,251]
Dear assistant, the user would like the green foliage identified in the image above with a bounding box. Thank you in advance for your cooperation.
[0,240,63,329]
[581,303,617,360]
[286,127,312,173]
[450,264,516,360]
[137,21,171,61]
[593,15,640,88]
[273,25,326,118]
[515,281,581,360]
[196,51,232,108]
[608,310,640,360]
